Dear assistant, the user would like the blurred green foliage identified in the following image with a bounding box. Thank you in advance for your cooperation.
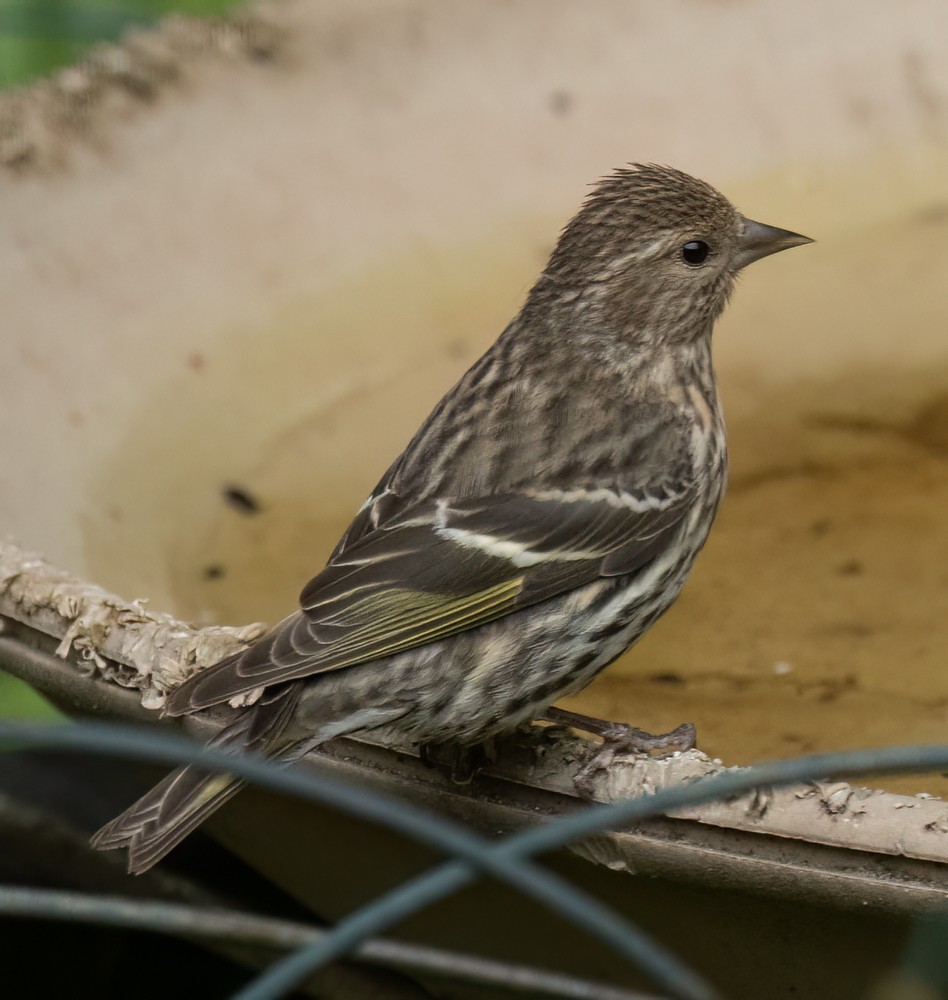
[0,0,236,87]
[0,672,61,718]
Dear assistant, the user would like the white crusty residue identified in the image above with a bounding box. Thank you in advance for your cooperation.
[0,540,266,710]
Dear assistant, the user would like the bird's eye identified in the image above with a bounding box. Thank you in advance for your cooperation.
[681,240,711,266]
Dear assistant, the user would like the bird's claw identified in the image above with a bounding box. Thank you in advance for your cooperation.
[419,741,493,784]
[597,720,697,755]
[573,720,697,797]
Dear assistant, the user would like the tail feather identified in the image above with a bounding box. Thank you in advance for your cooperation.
[91,766,244,874]
[90,680,406,873]
[92,682,306,873]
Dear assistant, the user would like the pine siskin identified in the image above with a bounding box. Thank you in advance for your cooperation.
[93,164,811,872]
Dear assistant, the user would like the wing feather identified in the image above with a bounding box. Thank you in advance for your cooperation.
[165,483,694,715]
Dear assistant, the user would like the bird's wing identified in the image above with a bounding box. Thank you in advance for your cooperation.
[165,484,695,713]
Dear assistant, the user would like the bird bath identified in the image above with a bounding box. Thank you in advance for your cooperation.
[1,3,946,996]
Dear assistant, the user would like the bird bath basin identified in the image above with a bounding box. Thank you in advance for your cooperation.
[1,3,946,997]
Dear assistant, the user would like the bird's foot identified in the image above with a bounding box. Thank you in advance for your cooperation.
[418,740,494,784]
[544,707,696,797]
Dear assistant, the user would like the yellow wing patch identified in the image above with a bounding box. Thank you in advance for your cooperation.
[316,577,525,668]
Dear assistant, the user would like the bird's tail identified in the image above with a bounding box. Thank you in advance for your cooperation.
[92,681,406,874]
[91,765,244,874]
[92,681,305,874]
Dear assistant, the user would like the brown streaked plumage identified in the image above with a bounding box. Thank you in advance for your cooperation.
[92,164,812,872]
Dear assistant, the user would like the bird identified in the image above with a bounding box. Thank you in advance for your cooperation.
[92,164,812,873]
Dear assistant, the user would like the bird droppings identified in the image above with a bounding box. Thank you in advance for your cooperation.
[222,485,262,515]
[548,89,573,116]
[835,558,864,576]
[647,671,686,684]
[818,782,855,815]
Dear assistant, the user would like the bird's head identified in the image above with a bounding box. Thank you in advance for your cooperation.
[539,164,812,345]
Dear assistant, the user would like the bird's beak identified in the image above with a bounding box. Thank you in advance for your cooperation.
[734,216,813,270]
